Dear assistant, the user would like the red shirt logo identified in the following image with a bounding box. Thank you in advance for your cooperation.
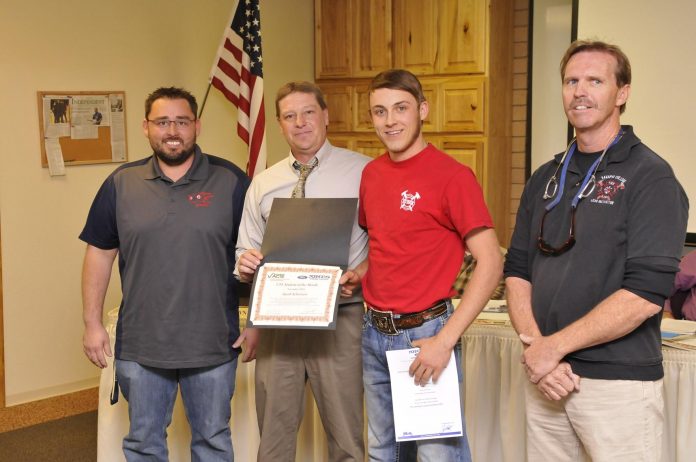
[188,192,214,207]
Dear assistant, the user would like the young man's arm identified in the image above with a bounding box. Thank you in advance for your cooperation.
[409,227,502,385]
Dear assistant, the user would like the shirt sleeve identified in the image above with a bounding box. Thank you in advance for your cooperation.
[235,178,267,268]
[504,178,534,281]
[78,175,119,250]
[622,175,688,304]
[442,167,494,240]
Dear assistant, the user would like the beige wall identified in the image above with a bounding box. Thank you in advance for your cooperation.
[530,0,571,172]
[0,0,313,405]
[578,0,695,233]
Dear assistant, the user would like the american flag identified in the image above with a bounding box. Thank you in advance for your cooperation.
[209,0,266,178]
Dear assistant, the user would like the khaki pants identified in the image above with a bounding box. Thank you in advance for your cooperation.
[525,377,663,462]
[254,303,364,462]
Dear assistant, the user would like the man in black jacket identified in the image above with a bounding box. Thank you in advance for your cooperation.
[504,40,688,461]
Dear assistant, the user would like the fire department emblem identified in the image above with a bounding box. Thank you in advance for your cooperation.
[400,190,421,212]
[188,191,214,207]
[591,175,626,205]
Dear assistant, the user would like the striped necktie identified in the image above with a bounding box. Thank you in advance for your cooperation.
[291,157,318,198]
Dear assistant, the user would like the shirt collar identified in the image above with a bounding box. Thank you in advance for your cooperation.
[144,145,207,183]
[553,125,640,174]
[286,139,331,173]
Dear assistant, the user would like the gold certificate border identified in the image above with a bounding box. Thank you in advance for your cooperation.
[252,264,341,324]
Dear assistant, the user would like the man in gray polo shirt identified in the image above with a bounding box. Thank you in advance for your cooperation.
[235,81,370,461]
[80,87,249,461]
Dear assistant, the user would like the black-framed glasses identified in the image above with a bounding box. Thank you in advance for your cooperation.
[147,118,196,130]
[537,207,576,256]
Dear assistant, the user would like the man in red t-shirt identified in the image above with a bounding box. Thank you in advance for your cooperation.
[343,69,503,461]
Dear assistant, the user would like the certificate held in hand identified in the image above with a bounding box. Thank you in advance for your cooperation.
[247,198,358,329]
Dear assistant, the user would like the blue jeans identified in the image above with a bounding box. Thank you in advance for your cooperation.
[362,302,472,462]
[116,359,238,462]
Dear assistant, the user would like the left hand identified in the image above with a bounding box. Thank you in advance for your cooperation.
[339,269,362,297]
[232,327,260,362]
[536,361,580,400]
[519,334,564,383]
[409,335,452,386]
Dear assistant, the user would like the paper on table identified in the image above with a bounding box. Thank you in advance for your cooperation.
[661,318,696,349]
[661,318,696,335]
[385,348,463,441]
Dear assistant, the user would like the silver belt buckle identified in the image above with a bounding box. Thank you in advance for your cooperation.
[371,308,398,335]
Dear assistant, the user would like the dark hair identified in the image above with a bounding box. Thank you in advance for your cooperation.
[367,69,426,104]
[560,40,631,113]
[275,81,327,118]
[145,87,198,118]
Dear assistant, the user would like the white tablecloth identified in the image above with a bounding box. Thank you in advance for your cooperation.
[461,322,696,462]
[98,310,696,461]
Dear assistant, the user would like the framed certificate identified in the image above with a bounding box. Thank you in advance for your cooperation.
[248,263,342,328]
[247,198,358,329]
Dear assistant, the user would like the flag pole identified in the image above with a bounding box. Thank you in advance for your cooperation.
[200,1,237,121]
[198,82,212,120]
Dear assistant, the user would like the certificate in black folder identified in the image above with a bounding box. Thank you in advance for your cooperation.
[247,198,358,329]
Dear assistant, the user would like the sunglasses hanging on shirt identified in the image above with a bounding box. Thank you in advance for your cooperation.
[537,131,623,256]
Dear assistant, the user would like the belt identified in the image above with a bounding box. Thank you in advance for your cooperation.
[367,299,449,335]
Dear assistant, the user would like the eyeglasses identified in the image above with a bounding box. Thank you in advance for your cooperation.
[537,207,576,256]
[147,118,196,129]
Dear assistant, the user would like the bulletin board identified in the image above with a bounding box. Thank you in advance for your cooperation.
[37,91,128,168]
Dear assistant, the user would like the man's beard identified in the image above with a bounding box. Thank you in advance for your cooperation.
[153,137,195,166]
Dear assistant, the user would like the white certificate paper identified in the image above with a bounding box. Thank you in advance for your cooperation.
[385,348,463,441]
[248,262,343,329]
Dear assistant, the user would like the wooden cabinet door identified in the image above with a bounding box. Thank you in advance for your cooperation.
[315,0,353,78]
[354,84,374,132]
[320,83,354,132]
[327,135,355,151]
[420,81,438,133]
[354,137,387,159]
[439,0,487,74]
[393,0,440,74]
[440,77,485,133]
[438,138,484,177]
[353,0,393,77]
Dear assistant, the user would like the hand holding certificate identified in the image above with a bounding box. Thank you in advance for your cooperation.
[385,348,464,441]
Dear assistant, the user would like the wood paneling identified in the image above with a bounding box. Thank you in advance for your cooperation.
[438,138,484,176]
[321,83,353,132]
[440,78,485,133]
[353,0,393,77]
[439,0,487,73]
[392,0,440,74]
[315,0,352,78]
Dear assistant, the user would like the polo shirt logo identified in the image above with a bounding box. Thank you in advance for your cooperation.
[400,190,421,212]
[188,192,215,208]
[590,175,626,205]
